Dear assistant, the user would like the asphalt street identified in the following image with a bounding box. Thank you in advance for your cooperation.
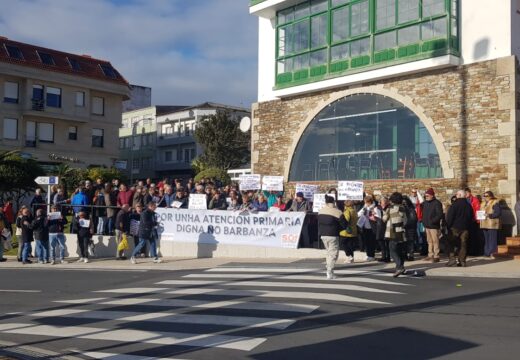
[0,262,519,360]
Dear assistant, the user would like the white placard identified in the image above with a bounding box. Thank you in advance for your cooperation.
[172,201,183,209]
[156,208,306,249]
[130,219,140,236]
[338,181,364,200]
[312,193,336,213]
[48,212,62,220]
[262,176,284,192]
[189,194,208,210]
[295,184,319,200]
[239,174,261,191]
[476,210,486,221]
[79,219,90,228]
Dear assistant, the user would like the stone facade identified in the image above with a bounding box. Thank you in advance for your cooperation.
[252,56,518,204]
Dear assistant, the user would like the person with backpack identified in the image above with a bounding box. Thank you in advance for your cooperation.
[383,192,408,277]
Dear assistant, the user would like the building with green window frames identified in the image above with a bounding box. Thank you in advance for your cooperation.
[249,0,520,206]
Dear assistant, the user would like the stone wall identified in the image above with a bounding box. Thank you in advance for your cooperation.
[252,56,518,204]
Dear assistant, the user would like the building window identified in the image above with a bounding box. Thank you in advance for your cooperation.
[26,121,36,147]
[289,93,442,181]
[165,151,173,162]
[423,0,445,17]
[2,118,17,140]
[142,157,152,169]
[67,57,82,71]
[37,51,55,65]
[75,91,85,107]
[68,126,77,140]
[38,122,54,143]
[119,138,125,149]
[92,128,104,147]
[100,64,117,78]
[398,0,420,24]
[92,97,104,115]
[46,87,61,108]
[4,81,19,103]
[4,45,23,59]
[132,159,140,169]
[124,137,130,149]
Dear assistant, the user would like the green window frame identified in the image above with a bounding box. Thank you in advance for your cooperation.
[275,0,459,87]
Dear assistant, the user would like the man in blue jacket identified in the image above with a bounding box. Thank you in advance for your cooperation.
[130,201,162,264]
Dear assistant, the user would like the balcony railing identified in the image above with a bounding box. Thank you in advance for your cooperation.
[31,98,44,111]
[25,137,36,147]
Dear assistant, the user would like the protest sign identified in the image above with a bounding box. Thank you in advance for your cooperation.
[79,219,90,228]
[312,193,336,213]
[239,174,261,191]
[338,181,364,200]
[48,212,62,220]
[189,194,208,210]
[295,184,319,200]
[262,176,284,192]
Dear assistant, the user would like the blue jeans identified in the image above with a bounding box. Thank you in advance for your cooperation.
[483,229,498,256]
[132,237,157,258]
[35,240,49,262]
[97,217,107,234]
[107,216,115,235]
[49,233,67,260]
[0,238,4,259]
[21,242,31,262]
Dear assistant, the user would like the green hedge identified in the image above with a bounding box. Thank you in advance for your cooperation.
[194,168,231,185]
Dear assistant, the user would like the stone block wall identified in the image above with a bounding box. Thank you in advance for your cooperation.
[252,56,518,204]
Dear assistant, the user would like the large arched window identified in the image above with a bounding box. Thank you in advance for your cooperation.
[289,94,442,181]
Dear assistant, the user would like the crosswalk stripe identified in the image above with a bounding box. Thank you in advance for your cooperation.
[53,297,108,304]
[165,288,390,304]
[95,287,169,294]
[29,309,295,330]
[2,324,266,351]
[82,352,187,360]
[98,297,318,313]
[157,280,402,294]
[182,273,410,286]
[207,267,321,273]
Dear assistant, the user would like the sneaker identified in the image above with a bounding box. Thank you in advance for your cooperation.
[366,256,375,262]
[326,271,337,280]
[0,258,7,262]
[60,259,68,264]
[432,258,440,263]
[84,258,89,263]
[22,260,32,265]
[446,259,457,267]
[423,256,433,261]
[130,256,136,264]
[77,257,84,263]
[38,260,44,264]
[50,260,55,265]
[344,256,354,264]
[393,268,406,278]
[153,257,163,264]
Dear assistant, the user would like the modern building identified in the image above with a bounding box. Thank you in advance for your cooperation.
[0,36,130,170]
[119,105,188,181]
[250,0,520,205]
[155,102,251,179]
[122,84,152,113]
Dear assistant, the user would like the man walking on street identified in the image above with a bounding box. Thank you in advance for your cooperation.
[130,201,162,264]
[318,195,347,279]
[421,188,444,262]
[446,190,474,267]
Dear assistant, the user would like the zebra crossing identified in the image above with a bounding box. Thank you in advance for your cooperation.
[0,265,415,358]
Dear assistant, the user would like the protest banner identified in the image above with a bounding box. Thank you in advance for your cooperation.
[295,184,319,200]
[239,174,261,191]
[189,194,208,210]
[156,208,306,249]
[312,193,336,213]
[338,181,364,200]
[262,176,284,192]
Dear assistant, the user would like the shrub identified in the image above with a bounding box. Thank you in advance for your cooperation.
[194,168,231,185]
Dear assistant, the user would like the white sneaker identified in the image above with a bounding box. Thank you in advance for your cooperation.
[60,259,68,264]
[326,271,337,280]
[83,258,89,263]
[345,256,354,263]
[130,256,136,264]
[366,256,375,262]
[77,257,84,263]
[38,260,44,264]
[50,260,55,265]
[153,257,162,264]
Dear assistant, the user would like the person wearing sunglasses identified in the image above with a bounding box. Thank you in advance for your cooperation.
[480,191,501,258]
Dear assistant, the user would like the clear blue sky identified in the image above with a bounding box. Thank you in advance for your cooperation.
[0,0,258,108]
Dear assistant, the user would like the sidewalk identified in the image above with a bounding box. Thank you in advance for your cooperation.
[2,254,519,278]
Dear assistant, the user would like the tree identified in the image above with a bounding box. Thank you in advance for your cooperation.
[0,150,45,205]
[194,111,250,170]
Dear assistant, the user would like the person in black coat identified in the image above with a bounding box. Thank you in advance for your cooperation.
[19,208,34,264]
[420,188,444,262]
[72,211,94,263]
[446,190,475,267]
[32,209,49,264]
[130,202,162,264]
[403,196,418,261]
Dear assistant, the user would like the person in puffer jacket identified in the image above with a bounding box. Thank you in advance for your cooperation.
[383,192,408,278]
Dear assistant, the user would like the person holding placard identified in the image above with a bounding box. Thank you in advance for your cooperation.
[251,194,268,212]
[480,191,501,258]
[357,195,381,262]
[173,187,189,209]
[48,205,68,265]
[72,211,94,263]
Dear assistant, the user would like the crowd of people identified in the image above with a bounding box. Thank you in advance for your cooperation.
[0,175,514,273]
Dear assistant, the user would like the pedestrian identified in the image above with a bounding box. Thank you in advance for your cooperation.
[19,207,34,264]
[73,211,94,263]
[383,192,408,277]
[421,188,444,263]
[445,190,473,267]
[130,202,162,264]
[357,195,380,261]
[339,200,359,263]
[32,208,50,264]
[93,189,107,235]
[30,188,46,213]
[104,183,117,236]
[115,204,131,260]
[129,204,146,257]
[53,187,69,217]
[117,183,134,207]
[376,196,389,263]
[514,192,520,236]
[403,196,418,261]
[272,194,286,211]
[318,195,347,279]
[0,206,11,262]
[251,194,268,212]
[48,205,68,265]
[288,192,310,212]
[465,187,483,256]
[480,191,501,258]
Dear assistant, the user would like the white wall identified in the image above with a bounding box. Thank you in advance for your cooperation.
[257,17,277,102]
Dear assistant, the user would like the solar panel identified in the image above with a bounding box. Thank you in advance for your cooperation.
[5,45,24,60]
[100,63,117,78]
[68,57,82,71]
[37,51,55,65]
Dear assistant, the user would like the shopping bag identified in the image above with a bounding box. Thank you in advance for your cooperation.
[117,233,129,252]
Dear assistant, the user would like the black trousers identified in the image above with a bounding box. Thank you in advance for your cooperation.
[77,235,90,258]
[389,240,406,270]
[362,228,376,258]
[378,238,390,260]
[340,236,357,257]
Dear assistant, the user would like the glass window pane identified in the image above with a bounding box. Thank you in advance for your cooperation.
[331,43,350,61]
[351,0,370,36]
[278,8,294,24]
[294,3,310,20]
[332,7,349,42]
[331,0,348,7]
[310,49,328,66]
[278,57,293,73]
[398,0,419,24]
[350,38,370,56]
[3,118,17,140]
[4,81,18,103]
[422,0,445,17]
[92,97,104,115]
[375,31,397,51]
[293,20,310,53]
[32,85,44,100]
[75,91,85,106]
[311,13,328,48]
[38,122,54,143]
[422,18,447,40]
[278,25,288,56]
[311,0,328,13]
[398,25,420,45]
[293,53,309,70]
[376,0,396,30]
[46,87,61,108]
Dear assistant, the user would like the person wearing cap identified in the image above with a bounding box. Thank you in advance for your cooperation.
[420,188,444,262]
[318,195,348,279]
[288,192,310,212]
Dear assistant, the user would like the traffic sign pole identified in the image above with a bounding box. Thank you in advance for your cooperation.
[34,176,59,213]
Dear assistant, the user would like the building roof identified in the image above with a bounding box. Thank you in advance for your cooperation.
[0,36,129,86]
[155,105,189,116]
[182,102,250,113]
